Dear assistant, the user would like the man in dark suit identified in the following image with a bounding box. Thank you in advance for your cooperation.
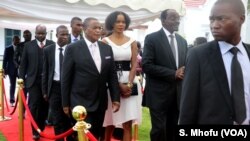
[19,24,54,140]
[179,0,250,125]
[14,30,32,116]
[142,9,188,141]
[42,25,73,141]
[3,35,20,107]
[61,17,120,139]
[14,30,32,69]
[68,17,83,43]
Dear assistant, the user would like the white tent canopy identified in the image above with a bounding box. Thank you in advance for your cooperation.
[0,0,185,30]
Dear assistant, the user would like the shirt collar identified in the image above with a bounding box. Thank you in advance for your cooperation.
[12,44,17,48]
[84,37,97,47]
[71,34,80,40]
[56,43,66,50]
[36,39,46,46]
[162,27,175,38]
[219,40,244,55]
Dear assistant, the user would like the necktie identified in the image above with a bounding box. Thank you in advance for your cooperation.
[73,38,78,42]
[59,48,63,79]
[169,34,176,62]
[90,43,101,72]
[230,47,246,124]
[40,42,44,48]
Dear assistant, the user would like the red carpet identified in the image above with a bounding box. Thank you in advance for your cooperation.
[0,106,54,141]
[0,106,123,141]
[0,77,121,141]
[0,106,121,141]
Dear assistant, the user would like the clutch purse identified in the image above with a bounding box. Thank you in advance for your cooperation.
[123,83,138,96]
[131,83,138,96]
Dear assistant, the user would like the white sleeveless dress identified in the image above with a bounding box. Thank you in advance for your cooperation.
[103,37,142,127]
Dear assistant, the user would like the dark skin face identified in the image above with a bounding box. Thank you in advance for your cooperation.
[84,19,102,43]
[113,14,126,33]
[23,31,32,42]
[56,28,69,47]
[210,3,244,45]
[35,26,47,42]
[13,37,20,46]
[71,19,83,37]
[162,9,180,33]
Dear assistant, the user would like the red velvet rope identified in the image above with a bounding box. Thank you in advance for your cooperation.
[20,88,74,140]
[2,78,10,112]
[8,96,19,115]
[84,130,98,141]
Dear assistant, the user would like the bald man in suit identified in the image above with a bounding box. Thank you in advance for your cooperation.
[19,24,54,140]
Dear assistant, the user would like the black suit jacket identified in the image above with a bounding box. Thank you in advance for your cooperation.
[68,34,83,44]
[42,44,57,98]
[142,28,188,110]
[19,39,54,88]
[61,39,120,112]
[14,41,29,67]
[179,41,250,124]
[3,45,17,76]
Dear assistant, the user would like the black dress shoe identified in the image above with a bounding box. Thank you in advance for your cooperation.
[32,134,40,140]
[45,120,53,126]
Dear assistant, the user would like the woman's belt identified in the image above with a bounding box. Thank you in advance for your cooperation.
[115,61,131,71]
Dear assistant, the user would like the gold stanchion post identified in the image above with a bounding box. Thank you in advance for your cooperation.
[18,79,24,141]
[72,106,91,141]
[0,69,11,121]
[133,124,139,141]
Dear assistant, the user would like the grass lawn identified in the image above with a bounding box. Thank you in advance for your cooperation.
[0,132,6,141]
[138,107,151,141]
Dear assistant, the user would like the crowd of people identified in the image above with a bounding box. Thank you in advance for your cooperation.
[2,0,250,141]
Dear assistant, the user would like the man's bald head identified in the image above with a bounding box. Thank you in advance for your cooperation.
[35,24,47,42]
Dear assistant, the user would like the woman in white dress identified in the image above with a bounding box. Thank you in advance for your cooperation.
[102,11,142,141]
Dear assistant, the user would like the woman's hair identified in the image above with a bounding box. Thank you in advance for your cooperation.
[105,11,131,31]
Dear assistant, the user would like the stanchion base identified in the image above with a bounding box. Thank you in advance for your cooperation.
[0,116,12,121]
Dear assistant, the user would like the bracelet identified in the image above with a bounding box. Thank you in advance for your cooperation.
[127,82,133,88]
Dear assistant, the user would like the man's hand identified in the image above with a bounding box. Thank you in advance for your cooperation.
[63,107,71,117]
[112,102,120,113]
[175,66,185,80]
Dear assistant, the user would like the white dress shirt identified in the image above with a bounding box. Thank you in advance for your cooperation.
[219,40,250,125]
[163,27,179,68]
[84,38,101,73]
[53,44,66,81]
[71,34,80,43]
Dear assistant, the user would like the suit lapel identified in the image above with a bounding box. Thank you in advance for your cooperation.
[81,40,100,74]
[98,42,105,73]
[32,40,39,69]
[176,34,185,67]
[51,45,56,71]
[208,41,233,113]
[10,46,14,54]
[159,29,176,68]
[243,43,250,60]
